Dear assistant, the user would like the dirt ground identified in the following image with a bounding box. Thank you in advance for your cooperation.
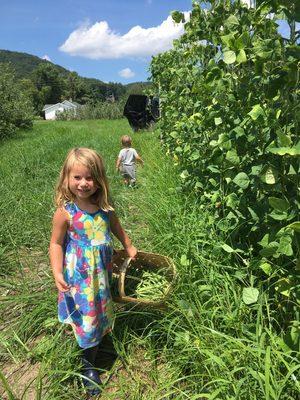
[0,338,163,400]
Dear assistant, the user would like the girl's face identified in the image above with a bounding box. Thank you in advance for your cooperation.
[68,163,97,200]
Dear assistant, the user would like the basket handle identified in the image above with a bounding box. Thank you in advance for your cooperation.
[118,257,131,298]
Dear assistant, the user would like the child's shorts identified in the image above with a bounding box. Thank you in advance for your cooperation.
[121,165,136,181]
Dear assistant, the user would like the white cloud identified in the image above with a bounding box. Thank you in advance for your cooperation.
[59,13,189,60]
[119,68,135,79]
[41,54,51,61]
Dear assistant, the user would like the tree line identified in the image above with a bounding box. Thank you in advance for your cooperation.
[0,52,150,139]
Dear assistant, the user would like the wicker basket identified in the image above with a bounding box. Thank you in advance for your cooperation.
[112,249,176,308]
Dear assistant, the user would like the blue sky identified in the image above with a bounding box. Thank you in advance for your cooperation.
[0,0,192,84]
[0,0,295,84]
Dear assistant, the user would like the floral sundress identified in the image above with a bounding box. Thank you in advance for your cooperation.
[58,202,114,349]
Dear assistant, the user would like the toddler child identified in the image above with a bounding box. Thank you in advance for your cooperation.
[49,147,137,395]
[116,135,144,186]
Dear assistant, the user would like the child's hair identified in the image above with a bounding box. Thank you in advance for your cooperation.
[121,135,132,147]
[55,147,113,211]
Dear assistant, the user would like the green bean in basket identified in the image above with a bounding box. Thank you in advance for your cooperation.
[135,271,169,299]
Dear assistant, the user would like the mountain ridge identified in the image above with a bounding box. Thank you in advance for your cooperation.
[0,49,149,88]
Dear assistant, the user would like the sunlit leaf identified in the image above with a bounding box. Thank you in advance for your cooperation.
[251,165,263,176]
[233,172,250,189]
[226,193,239,209]
[232,126,245,137]
[248,207,259,221]
[226,150,240,165]
[221,33,236,48]
[268,146,300,156]
[207,165,220,173]
[262,167,276,184]
[180,170,189,179]
[287,222,300,232]
[288,165,297,175]
[214,117,222,125]
[258,234,269,247]
[224,15,239,29]
[190,151,200,161]
[278,235,293,256]
[259,262,272,276]
[269,211,288,221]
[248,104,265,120]
[221,243,235,253]
[242,287,259,305]
[236,49,247,63]
[223,50,236,64]
[170,131,179,139]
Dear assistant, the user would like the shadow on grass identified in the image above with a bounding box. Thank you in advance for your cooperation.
[96,305,163,369]
[95,334,118,371]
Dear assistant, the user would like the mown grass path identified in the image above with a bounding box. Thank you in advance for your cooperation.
[1,120,299,399]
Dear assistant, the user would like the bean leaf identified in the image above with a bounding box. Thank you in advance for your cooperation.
[242,287,259,305]
[233,172,250,189]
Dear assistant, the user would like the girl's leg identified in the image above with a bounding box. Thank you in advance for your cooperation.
[82,345,98,366]
[81,344,102,395]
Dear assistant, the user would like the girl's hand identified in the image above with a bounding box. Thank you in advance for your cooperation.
[54,273,71,292]
[125,245,137,260]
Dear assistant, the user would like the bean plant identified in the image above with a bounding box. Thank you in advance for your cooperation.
[150,0,300,346]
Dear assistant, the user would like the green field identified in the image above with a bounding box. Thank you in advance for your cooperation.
[0,120,299,399]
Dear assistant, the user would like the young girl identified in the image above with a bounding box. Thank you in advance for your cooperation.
[49,147,137,395]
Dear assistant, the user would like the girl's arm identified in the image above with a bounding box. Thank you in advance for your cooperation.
[109,211,137,259]
[49,208,70,292]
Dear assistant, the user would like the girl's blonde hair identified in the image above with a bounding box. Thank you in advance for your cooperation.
[55,147,113,211]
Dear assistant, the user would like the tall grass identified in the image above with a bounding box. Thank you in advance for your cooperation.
[56,101,125,121]
[0,120,299,399]
[115,131,300,399]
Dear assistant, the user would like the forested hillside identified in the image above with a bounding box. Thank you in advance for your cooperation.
[0,49,150,115]
[0,49,70,78]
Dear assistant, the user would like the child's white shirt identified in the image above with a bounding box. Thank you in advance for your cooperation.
[118,148,138,166]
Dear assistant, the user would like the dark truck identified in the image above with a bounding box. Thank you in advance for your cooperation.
[123,95,159,131]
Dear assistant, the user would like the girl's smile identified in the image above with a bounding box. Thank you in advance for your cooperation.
[69,163,97,200]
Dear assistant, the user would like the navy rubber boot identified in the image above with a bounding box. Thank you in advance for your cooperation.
[81,346,102,396]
